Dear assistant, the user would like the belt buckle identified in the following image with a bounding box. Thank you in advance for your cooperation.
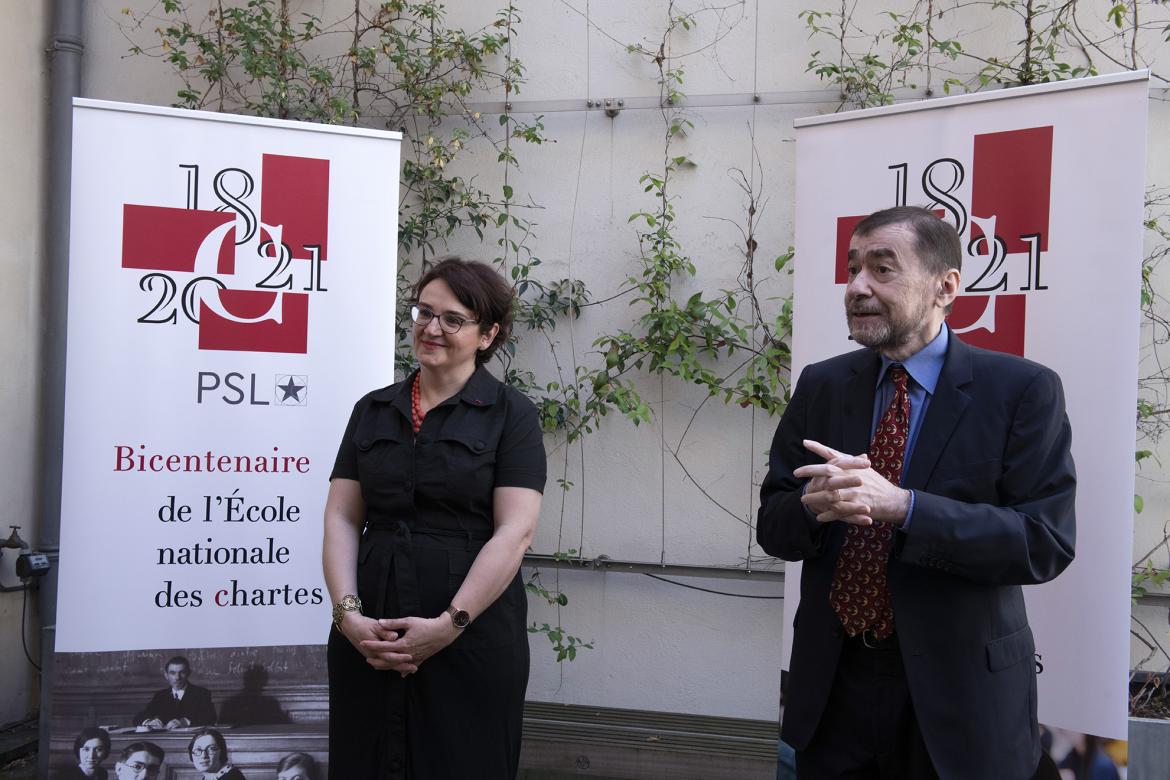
[861,629,880,649]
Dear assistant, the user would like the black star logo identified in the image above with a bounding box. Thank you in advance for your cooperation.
[277,377,305,402]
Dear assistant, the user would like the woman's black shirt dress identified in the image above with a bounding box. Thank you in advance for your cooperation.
[327,366,546,779]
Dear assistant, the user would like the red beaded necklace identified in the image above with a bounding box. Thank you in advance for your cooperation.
[411,372,426,434]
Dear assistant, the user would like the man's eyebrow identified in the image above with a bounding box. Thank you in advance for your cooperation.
[847,246,897,261]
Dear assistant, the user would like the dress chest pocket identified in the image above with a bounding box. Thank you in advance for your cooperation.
[434,430,497,496]
[354,419,412,491]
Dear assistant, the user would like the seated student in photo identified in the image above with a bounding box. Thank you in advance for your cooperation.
[62,726,111,779]
[188,728,245,780]
[139,655,216,729]
[112,742,163,780]
[275,752,320,780]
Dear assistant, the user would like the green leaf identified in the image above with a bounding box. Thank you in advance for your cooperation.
[1134,494,1144,514]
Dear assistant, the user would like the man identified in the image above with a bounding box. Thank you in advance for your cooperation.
[112,742,164,780]
[139,655,216,729]
[757,206,1076,779]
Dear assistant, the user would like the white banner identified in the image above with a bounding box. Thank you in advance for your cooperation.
[57,100,399,651]
[788,72,1148,739]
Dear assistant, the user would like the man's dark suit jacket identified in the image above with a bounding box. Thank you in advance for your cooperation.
[757,332,1076,780]
[139,683,216,726]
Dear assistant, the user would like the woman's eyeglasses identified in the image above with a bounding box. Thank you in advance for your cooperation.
[410,304,479,335]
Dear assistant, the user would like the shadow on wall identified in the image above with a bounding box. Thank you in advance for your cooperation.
[219,664,290,726]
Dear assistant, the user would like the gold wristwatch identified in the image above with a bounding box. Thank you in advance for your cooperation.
[332,594,362,628]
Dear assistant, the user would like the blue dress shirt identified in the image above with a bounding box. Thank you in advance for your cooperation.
[873,325,949,530]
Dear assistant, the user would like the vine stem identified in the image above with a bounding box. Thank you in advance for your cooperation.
[216,0,226,111]
[350,0,360,124]
[1023,0,1035,84]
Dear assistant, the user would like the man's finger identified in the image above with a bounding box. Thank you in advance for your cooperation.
[837,514,875,526]
[802,440,870,472]
[829,454,870,469]
[819,474,864,491]
[803,439,849,461]
[794,464,834,480]
[814,502,872,523]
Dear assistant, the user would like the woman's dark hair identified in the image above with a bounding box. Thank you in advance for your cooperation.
[412,256,515,365]
[277,752,320,778]
[73,726,111,758]
[187,727,229,761]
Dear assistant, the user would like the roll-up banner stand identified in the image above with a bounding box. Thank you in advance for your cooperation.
[50,99,400,777]
[787,72,1149,741]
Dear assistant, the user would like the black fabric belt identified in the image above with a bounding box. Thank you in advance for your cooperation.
[360,519,491,624]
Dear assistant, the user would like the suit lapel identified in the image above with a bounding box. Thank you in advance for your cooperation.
[842,350,880,457]
[903,330,974,488]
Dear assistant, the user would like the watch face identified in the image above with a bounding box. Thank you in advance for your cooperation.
[451,609,471,628]
[333,595,362,626]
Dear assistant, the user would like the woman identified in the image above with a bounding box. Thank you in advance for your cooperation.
[62,727,110,779]
[275,752,320,780]
[187,728,245,779]
[323,257,546,779]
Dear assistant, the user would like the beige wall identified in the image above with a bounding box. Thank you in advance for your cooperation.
[45,0,1170,721]
[0,3,51,726]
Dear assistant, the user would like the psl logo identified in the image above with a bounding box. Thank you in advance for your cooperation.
[835,126,1053,356]
[121,154,330,354]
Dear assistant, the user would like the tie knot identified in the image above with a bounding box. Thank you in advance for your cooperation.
[888,364,908,389]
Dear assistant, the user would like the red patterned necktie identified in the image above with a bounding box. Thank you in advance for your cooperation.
[830,365,910,639]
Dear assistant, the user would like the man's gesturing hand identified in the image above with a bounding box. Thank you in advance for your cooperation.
[794,439,911,526]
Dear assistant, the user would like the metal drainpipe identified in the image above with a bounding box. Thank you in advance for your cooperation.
[40,0,83,774]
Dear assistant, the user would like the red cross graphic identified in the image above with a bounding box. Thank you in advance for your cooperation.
[834,126,1054,357]
[121,154,329,354]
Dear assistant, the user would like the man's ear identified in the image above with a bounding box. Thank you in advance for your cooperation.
[937,268,960,308]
